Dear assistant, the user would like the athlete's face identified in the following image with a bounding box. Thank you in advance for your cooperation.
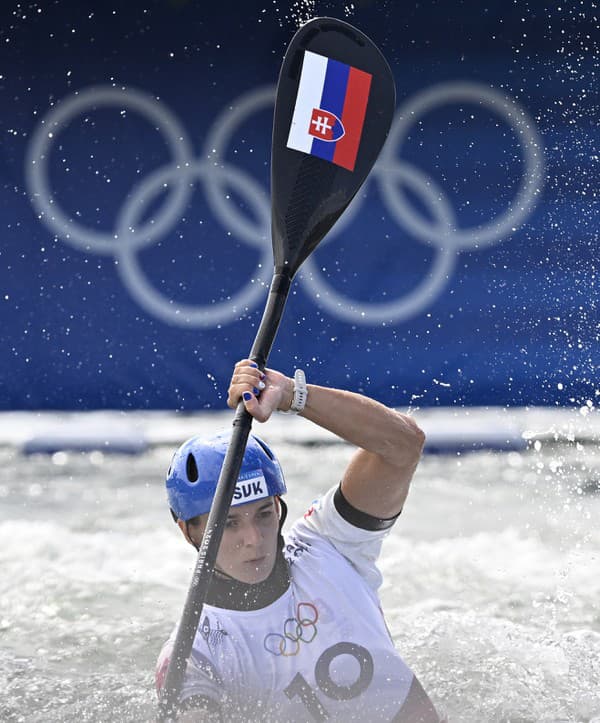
[180,497,280,584]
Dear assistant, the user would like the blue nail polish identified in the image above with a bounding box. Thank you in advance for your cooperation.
[253,387,260,395]
[243,392,252,401]
[249,362,258,368]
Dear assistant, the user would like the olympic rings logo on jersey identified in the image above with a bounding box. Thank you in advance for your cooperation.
[264,602,319,657]
[25,80,544,327]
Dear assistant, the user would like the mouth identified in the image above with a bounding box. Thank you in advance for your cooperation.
[244,556,266,565]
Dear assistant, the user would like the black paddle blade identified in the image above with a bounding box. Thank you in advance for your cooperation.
[271,16,395,277]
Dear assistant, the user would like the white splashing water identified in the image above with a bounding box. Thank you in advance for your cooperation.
[1,410,599,721]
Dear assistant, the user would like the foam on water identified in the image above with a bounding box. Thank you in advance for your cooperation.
[1,412,599,721]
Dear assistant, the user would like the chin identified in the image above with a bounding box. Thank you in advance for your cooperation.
[238,557,275,584]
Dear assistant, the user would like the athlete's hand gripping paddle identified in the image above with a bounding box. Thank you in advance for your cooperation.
[157,17,395,720]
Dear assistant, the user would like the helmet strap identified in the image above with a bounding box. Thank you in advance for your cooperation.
[277,496,288,532]
[185,520,200,553]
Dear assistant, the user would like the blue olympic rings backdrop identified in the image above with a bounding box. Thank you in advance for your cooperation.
[1,2,597,410]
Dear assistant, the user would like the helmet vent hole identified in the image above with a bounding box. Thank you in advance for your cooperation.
[186,453,199,483]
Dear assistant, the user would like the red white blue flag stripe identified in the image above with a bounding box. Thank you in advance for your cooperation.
[287,50,372,172]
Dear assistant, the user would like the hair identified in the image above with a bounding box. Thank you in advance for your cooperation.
[170,507,202,526]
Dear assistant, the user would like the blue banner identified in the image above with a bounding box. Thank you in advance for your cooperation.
[1,2,597,409]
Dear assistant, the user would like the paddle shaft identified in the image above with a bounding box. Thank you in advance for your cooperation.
[157,18,396,719]
[157,270,292,721]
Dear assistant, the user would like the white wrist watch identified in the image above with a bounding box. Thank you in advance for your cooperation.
[283,369,307,414]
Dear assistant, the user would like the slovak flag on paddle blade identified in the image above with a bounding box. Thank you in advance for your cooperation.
[287,50,372,172]
[308,108,345,142]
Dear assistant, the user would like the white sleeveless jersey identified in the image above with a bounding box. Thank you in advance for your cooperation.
[157,486,438,722]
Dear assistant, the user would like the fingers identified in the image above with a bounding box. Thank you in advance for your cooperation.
[238,389,269,423]
[232,359,266,388]
[227,359,266,410]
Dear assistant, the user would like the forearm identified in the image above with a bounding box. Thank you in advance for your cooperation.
[298,383,424,466]
[228,361,425,518]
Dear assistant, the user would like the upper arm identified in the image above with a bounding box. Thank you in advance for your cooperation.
[340,413,425,519]
[395,676,442,723]
[297,383,425,522]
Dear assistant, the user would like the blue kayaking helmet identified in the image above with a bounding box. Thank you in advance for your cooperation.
[166,431,286,522]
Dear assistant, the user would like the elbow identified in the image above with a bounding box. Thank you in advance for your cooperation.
[412,418,426,454]
[389,413,425,466]
[406,415,426,459]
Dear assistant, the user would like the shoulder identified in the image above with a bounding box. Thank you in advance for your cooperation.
[287,484,398,591]
[293,483,399,541]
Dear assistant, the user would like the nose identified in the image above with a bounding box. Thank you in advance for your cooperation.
[241,521,263,547]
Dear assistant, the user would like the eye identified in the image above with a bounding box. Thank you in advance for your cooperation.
[225,518,238,529]
[260,509,274,519]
